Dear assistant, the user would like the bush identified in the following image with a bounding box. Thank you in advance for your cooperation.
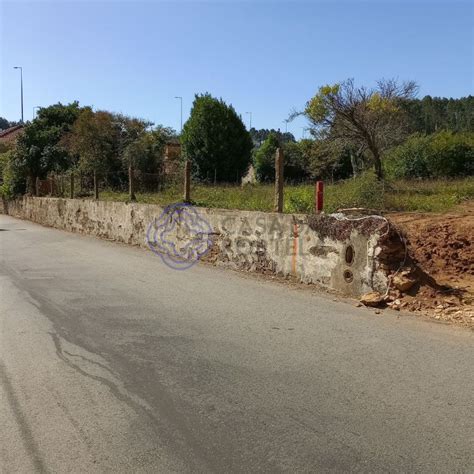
[0,150,25,198]
[181,94,253,183]
[324,172,386,212]
[428,131,474,177]
[253,132,279,182]
[385,131,474,179]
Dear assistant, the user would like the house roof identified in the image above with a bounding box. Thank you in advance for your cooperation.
[0,125,24,143]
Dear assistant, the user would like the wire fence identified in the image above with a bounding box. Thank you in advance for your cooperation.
[33,148,326,214]
[36,164,185,199]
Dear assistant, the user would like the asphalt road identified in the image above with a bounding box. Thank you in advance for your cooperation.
[1,214,473,473]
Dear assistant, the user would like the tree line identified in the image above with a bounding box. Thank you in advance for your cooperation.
[1,81,473,198]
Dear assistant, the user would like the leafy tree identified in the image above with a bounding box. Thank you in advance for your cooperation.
[181,93,253,182]
[283,141,309,181]
[122,126,176,173]
[0,117,12,130]
[253,132,280,182]
[298,78,418,180]
[254,134,313,182]
[66,109,121,174]
[113,114,152,162]
[298,139,352,182]
[11,102,83,193]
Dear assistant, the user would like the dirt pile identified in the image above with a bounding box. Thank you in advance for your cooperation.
[384,202,474,327]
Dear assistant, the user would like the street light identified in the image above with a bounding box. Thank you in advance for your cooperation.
[33,106,41,120]
[245,111,252,130]
[13,66,24,123]
[174,96,183,133]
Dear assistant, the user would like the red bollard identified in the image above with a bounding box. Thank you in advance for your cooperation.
[315,181,324,213]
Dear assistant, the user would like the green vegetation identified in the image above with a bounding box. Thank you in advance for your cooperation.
[253,132,280,182]
[402,95,474,134]
[0,104,176,197]
[181,93,253,182]
[385,130,474,179]
[100,175,474,214]
[1,82,473,217]
[300,78,418,180]
[12,102,83,193]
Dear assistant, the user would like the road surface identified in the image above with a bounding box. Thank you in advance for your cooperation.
[1,214,473,473]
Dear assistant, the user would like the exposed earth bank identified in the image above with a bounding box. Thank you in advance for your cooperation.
[387,201,474,327]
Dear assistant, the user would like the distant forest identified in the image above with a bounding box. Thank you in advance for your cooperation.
[249,95,473,147]
[403,95,473,134]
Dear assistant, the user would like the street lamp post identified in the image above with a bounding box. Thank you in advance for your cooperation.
[33,106,41,120]
[245,112,252,130]
[13,66,24,123]
[174,96,183,133]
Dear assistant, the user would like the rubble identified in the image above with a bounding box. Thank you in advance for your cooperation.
[391,270,417,292]
[360,292,384,307]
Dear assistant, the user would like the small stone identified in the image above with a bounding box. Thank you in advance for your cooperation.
[392,273,417,292]
[374,310,381,315]
[360,292,384,307]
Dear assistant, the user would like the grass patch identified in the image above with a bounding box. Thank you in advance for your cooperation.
[99,176,474,214]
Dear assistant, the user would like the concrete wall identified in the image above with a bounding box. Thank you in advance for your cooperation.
[3,197,398,297]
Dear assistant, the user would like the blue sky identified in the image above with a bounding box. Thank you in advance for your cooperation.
[1,1,472,137]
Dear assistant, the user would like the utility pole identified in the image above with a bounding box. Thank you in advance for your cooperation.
[174,96,183,133]
[13,66,24,123]
[245,111,252,130]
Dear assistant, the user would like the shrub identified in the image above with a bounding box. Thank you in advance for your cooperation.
[253,132,279,182]
[181,94,253,183]
[385,131,474,179]
[325,172,386,212]
[0,150,25,198]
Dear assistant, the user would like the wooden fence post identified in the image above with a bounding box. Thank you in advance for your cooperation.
[315,181,324,213]
[274,147,284,213]
[184,160,191,203]
[79,171,83,193]
[129,165,136,201]
[35,177,40,196]
[93,171,99,200]
[70,172,74,199]
[49,175,54,196]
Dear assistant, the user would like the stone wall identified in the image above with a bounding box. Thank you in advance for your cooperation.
[3,197,402,297]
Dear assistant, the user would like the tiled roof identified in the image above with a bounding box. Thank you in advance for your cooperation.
[0,125,24,142]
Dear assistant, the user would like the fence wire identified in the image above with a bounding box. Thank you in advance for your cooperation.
[36,166,184,199]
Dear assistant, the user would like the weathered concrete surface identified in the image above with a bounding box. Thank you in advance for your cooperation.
[4,197,400,297]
